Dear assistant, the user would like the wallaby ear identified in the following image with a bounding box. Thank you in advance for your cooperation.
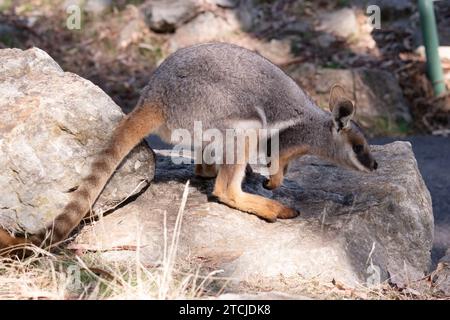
[329,84,355,131]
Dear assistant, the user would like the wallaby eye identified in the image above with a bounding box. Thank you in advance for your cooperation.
[353,144,363,154]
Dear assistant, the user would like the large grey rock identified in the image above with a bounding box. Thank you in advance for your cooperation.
[287,64,412,137]
[73,143,433,290]
[141,0,202,33]
[0,48,155,234]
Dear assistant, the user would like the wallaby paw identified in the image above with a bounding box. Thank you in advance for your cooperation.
[263,177,282,190]
[194,164,218,179]
[0,229,12,251]
[276,207,299,219]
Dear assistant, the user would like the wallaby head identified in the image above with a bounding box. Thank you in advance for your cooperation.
[328,85,378,172]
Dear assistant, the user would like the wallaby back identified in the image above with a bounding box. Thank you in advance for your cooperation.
[140,42,326,133]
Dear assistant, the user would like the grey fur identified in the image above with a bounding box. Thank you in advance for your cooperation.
[139,42,375,170]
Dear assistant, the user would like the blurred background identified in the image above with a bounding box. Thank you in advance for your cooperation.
[0,0,449,260]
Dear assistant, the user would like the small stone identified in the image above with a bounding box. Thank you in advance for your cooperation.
[84,0,112,15]
[141,0,202,33]
[134,160,142,170]
[317,8,359,39]
[168,11,240,52]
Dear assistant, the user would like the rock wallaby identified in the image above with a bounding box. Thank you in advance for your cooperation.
[0,42,377,254]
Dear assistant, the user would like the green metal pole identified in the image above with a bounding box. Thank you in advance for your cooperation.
[418,0,446,95]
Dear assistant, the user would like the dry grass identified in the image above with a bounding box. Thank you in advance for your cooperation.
[1,249,447,300]
[0,250,218,300]
[0,181,225,300]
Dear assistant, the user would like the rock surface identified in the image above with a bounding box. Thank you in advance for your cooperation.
[166,11,292,65]
[434,249,450,296]
[141,0,202,33]
[74,143,433,290]
[287,64,412,137]
[0,48,155,234]
[167,11,240,52]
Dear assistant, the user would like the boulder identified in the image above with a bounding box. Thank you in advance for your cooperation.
[141,0,203,33]
[0,48,155,235]
[287,64,412,137]
[73,142,433,290]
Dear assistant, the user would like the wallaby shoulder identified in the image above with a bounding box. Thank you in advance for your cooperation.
[141,42,326,131]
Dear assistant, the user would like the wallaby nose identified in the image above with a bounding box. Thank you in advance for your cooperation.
[263,178,271,190]
[373,160,378,170]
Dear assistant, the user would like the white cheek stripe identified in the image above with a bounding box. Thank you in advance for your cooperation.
[333,129,370,172]
[254,106,267,128]
[268,118,303,131]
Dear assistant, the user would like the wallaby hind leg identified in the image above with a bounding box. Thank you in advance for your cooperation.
[195,163,253,179]
[212,163,298,222]
[194,163,218,178]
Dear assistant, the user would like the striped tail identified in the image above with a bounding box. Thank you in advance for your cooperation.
[29,102,165,249]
